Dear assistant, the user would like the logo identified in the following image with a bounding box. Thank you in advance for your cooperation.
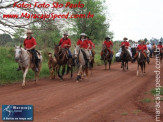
[2,105,33,121]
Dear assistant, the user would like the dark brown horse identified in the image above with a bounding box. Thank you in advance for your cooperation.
[120,45,130,71]
[89,50,96,69]
[54,44,73,80]
[101,45,113,70]
[136,50,146,76]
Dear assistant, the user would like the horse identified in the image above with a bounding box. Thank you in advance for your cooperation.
[54,44,73,80]
[14,45,42,86]
[48,52,58,79]
[101,45,113,70]
[74,45,88,82]
[89,50,96,69]
[120,45,130,71]
[136,50,146,76]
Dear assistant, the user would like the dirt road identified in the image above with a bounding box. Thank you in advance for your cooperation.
[0,59,162,122]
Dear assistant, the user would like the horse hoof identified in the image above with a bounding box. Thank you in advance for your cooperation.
[76,80,79,83]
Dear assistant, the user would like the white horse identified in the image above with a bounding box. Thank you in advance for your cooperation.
[14,45,42,86]
[74,45,88,82]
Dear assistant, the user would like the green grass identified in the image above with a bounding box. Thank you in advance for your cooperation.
[141,98,151,103]
[133,109,142,115]
[121,112,128,116]
[150,87,163,95]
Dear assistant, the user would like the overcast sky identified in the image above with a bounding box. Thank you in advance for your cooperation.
[106,0,163,41]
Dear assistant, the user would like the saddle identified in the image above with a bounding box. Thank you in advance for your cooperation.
[27,50,41,62]
[81,49,89,63]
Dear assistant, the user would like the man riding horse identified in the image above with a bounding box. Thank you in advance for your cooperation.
[59,32,72,59]
[76,33,91,67]
[120,37,132,61]
[133,40,147,61]
[17,30,39,72]
[86,36,95,58]
[157,41,163,52]
[101,37,113,60]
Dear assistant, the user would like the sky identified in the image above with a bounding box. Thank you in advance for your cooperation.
[106,0,163,41]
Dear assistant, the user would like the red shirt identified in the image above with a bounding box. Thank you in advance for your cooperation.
[121,41,130,49]
[77,39,89,49]
[104,40,113,48]
[88,40,95,49]
[24,37,37,49]
[137,44,147,51]
[59,38,71,48]
[157,44,163,49]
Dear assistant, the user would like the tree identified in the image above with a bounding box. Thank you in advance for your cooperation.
[66,0,112,41]
[0,34,13,45]
[13,28,25,43]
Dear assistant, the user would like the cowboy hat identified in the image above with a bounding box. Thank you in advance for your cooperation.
[80,33,87,36]
[105,37,110,40]
[64,32,68,36]
[26,30,33,34]
[123,37,128,40]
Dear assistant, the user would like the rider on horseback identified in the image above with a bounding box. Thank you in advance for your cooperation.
[133,40,147,61]
[58,32,72,58]
[86,36,95,57]
[77,33,91,66]
[101,37,113,60]
[17,30,39,72]
[157,41,163,52]
[120,37,132,61]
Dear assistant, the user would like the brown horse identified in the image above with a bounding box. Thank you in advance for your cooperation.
[101,45,113,70]
[89,50,96,69]
[136,50,146,76]
[120,45,130,71]
[48,53,58,79]
[54,44,73,80]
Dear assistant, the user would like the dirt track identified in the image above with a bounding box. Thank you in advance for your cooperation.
[0,59,162,122]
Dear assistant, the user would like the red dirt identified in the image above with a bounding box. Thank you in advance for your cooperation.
[0,59,162,122]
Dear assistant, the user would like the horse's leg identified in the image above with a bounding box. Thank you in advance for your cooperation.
[57,65,61,79]
[61,65,65,80]
[76,65,82,82]
[104,60,107,70]
[141,65,143,76]
[127,61,128,70]
[137,64,139,76]
[22,68,29,86]
[144,62,146,74]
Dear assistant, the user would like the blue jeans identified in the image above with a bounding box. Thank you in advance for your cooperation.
[67,49,72,58]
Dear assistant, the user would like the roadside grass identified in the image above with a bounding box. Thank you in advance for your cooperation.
[141,98,151,103]
[133,109,142,115]
[121,112,128,116]
[150,87,163,95]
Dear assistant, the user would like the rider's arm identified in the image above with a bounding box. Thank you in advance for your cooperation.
[27,45,36,50]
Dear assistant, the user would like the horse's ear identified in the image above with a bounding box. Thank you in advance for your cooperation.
[20,44,22,48]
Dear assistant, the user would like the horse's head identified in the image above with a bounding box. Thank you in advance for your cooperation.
[54,44,60,54]
[48,52,53,60]
[14,45,22,62]
[121,45,126,51]
[74,45,80,58]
